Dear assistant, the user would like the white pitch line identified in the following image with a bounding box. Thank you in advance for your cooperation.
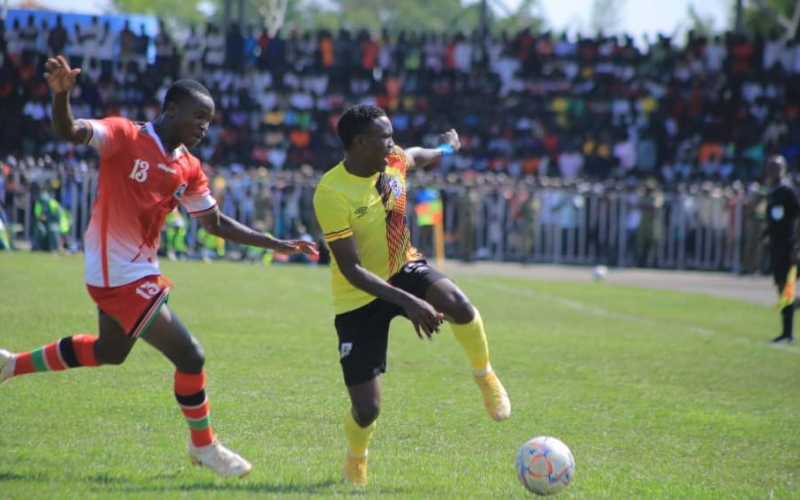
[478,281,800,355]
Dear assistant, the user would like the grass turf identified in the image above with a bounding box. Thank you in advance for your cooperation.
[0,252,798,499]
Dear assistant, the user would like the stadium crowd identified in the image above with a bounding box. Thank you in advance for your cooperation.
[0,11,794,272]
[2,13,799,179]
[1,151,769,275]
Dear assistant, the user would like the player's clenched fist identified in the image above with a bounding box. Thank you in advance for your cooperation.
[438,128,460,154]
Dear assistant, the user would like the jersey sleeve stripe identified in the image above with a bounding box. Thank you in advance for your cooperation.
[188,203,219,218]
[323,228,353,242]
[77,119,94,145]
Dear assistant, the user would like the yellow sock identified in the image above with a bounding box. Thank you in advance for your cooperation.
[345,409,376,458]
[450,307,490,373]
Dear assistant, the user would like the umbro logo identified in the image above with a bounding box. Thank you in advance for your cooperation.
[158,163,177,174]
[355,206,368,218]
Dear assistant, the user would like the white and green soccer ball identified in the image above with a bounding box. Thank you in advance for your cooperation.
[516,436,575,496]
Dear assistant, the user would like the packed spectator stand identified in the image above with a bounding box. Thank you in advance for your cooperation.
[0,9,793,272]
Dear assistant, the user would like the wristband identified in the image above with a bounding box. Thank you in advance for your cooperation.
[436,144,454,157]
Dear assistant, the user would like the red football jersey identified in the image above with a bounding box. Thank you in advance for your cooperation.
[81,118,217,287]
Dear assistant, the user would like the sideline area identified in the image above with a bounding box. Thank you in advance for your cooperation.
[445,261,775,306]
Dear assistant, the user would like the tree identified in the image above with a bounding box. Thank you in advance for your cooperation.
[589,0,627,35]
[741,0,800,40]
[302,0,482,33]
[110,0,209,24]
[491,0,547,34]
[248,0,290,36]
[687,2,717,38]
[108,0,548,34]
[112,0,300,33]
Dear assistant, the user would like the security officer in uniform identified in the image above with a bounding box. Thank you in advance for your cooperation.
[764,155,800,343]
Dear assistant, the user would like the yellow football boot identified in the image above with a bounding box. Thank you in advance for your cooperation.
[474,370,511,421]
[342,451,368,486]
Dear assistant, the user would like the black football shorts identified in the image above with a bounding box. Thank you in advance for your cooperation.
[334,260,447,386]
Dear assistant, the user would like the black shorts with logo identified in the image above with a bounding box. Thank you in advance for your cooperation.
[334,260,447,386]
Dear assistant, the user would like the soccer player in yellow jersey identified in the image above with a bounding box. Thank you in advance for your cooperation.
[313,105,510,485]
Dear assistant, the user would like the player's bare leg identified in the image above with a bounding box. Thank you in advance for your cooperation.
[144,304,251,478]
[342,376,380,485]
[95,310,137,363]
[425,279,510,421]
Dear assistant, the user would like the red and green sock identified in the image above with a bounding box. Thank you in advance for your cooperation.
[12,335,98,375]
[174,370,215,447]
[10,339,216,448]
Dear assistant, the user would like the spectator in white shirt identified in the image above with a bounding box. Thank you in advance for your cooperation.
[424,33,444,73]
[82,16,101,65]
[97,22,116,71]
[558,146,585,181]
[67,24,86,67]
[203,23,226,69]
[6,19,23,64]
[20,15,39,56]
[763,30,784,70]
[613,134,637,172]
[553,33,576,59]
[183,24,204,71]
[453,33,472,74]
[704,35,726,73]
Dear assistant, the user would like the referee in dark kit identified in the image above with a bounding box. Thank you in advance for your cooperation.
[764,155,800,344]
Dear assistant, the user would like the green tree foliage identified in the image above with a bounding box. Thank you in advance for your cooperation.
[298,0,543,34]
[491,0,547,34]
[109,0,208,24]
[740,0,800,39]
[109,0,547,34]
[304,0,465,33]
[687,2,716,38]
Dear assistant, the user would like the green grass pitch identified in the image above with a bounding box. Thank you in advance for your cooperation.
[1,252,799,499]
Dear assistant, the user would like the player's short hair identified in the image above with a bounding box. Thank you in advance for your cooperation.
[337,105,387,150]
[162,80,212,111]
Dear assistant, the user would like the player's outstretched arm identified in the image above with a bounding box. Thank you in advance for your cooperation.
[197,210,318,256]
[328,237,443,339]
[405,129,461,169]
[45,56,89,144]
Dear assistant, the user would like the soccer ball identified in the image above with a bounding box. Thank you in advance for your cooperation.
[516,436,575,496]
[591,265,608,282]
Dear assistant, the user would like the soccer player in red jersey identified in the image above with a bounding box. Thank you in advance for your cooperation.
[0,56,318,478]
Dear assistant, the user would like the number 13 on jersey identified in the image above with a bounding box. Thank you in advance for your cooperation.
[130,159,150,183]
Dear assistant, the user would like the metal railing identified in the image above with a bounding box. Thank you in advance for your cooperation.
[3,169,763,273]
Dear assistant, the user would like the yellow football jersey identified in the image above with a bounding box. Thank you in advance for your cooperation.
[313,146,423,314]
